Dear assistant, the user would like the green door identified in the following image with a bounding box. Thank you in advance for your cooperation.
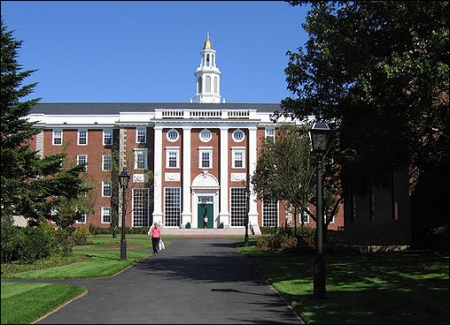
[198,204,213,228]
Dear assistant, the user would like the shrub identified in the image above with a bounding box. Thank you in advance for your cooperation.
[16,227,53,263]
[54,228,75,256]
[73,227,90,245]
[256,231,298,251]
[1,215,22,263]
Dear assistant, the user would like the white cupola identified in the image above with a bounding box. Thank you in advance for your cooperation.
[193,32,222,103]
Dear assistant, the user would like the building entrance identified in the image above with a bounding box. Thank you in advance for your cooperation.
[198,203,213,229]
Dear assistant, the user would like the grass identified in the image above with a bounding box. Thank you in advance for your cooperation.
[1,235,449,324]
[237,239,449,324]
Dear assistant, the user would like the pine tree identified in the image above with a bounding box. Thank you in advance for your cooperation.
[1,17,92,227]
[1,16,42,219]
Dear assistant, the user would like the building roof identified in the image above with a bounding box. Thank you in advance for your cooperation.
[29,102,282,115]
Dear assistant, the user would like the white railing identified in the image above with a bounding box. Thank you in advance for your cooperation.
[156,109,250,119]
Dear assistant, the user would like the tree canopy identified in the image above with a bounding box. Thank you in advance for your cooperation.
[251,124,341,233]
[274,1,449,191]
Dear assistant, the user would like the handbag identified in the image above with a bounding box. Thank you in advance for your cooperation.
[159,239,165,250]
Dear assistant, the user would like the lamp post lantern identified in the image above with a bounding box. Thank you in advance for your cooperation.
[309,121,332,299]
[244,187,251,246]
[118,167,130,260]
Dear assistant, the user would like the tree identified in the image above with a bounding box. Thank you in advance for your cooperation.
[1,17,91,227]
[251,123,340,240]
[1,16,41,219]
[273,1,449,194]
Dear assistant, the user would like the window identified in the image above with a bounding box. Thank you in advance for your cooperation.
[230,187,247,226]
[102,154,112,171]
[199,129,212,142]
[167,129,179,142]
[76,214,86,224]
[79,181,87,197]
[136,127,146,143]
[165,187,181,227]
[78,129,88,145]
[199,147,212,168]
[101,207,112,224]
[77,154,87,171]
[232,129,245,142]
[263,196,278,227]
[102,181,112,197]
[265,128,275,143]
[53,129,62,145]
[232,148,245,168]
[326,208,335,224]
[103,129,113,145]
[301,207,310,224]
[133,188,149,227]
[166,148,180,168]
[134,148,148,170]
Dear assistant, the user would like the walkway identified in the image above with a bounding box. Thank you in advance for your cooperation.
[33,236,304,324]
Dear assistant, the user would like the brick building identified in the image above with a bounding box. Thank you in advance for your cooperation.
[26,35,344,234]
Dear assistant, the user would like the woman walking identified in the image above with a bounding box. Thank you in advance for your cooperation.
[149,222,161,254]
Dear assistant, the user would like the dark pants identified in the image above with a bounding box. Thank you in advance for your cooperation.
[152,237,160,253]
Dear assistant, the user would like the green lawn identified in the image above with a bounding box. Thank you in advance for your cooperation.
[1,235,449,324]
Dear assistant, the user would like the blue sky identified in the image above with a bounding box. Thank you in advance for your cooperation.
[1,1,310,103]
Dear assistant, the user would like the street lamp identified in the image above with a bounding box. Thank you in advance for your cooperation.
[118,167,130,260]
[244,186,251,246]
[309,121,332,299]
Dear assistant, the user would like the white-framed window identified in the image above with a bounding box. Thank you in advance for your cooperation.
[232,129,245,142]
[230,187,247,226]
[77,154,87,171]
[263,195,278,227]
[102,181,112,197]
[199,129,212,142]
[167,129,179,142]
[134,148,148,170]
[133,188,150,227]
[101,207,112,224]
[103,129,113,145]
[166,147,180,168]
[326,208,335,224]
[102,154,112,171]
[199,147,213,168]
[136,127,146,143]
[79,181,87,197]
[301,206,310,224]
[265,128,275,143]
[53,129,62,145]
[164,187,181,227]
[232,148,245,168]
[78,129,88,145]
[76,214,86,224]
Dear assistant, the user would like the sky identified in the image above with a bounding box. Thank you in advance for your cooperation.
[1,1,310,104]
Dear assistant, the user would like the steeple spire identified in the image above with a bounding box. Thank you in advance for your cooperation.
[194,33,222,103]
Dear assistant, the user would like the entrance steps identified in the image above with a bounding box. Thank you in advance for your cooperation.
[160,227,257,237]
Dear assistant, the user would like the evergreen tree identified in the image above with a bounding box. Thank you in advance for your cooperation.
[1,16,41,219]
[1,17,91,227]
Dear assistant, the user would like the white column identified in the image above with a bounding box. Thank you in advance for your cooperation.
[181,127,192,227]
[219,127,230,227]
[248,126,260,233]
[153,126,163,224]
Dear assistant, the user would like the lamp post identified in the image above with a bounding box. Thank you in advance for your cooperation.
[244,186,251,246]
[118,167,130,260]
[309,121,332,299]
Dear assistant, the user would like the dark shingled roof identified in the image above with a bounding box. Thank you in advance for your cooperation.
[30,102,282,115]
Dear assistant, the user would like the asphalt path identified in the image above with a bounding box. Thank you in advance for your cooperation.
[29,237,304,324]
